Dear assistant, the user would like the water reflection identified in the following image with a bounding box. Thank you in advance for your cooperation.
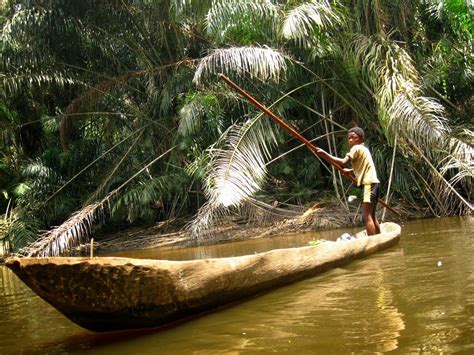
[0,217,473,354]
[249,250,407,353]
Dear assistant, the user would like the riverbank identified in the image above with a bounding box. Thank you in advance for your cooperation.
[1,199,413,260]
[79,201,408,256]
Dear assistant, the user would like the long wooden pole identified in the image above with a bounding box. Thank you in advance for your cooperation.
[218,74,399,216]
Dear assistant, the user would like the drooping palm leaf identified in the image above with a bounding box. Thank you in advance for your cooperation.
[338,32,472,212]
[20,202,104,257]
[206,0,279,43]
[193,46,288,84]
[387,93,448,148]
[187,112,280,236]
[439,130,474,197]
[350,34,450,145]
[281,0,345,46]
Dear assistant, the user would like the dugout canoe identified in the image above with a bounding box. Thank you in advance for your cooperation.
[6,222,401,332]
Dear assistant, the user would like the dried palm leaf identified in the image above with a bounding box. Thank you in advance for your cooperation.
[21,203,105,257]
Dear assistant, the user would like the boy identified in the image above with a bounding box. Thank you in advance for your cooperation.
[316,127,381,235]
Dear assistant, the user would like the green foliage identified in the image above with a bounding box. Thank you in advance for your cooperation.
[112,170,191,223]
[206,0,278,45]
[0,0,472,255]
[4,211,38,252]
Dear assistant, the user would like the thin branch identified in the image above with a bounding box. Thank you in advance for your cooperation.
[382,134,397,221]
[43,126,149,205]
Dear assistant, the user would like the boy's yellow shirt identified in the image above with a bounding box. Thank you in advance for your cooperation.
[345,143,380,186]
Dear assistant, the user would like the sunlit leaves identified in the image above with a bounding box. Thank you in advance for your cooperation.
[187,114,279,236]
[387,93,448,148]
[351,34,419,103]
[281,0,345,48]
[440,130,474,189]
[349,34,450,147]
[193,46,288,84]
[206,0,278,44]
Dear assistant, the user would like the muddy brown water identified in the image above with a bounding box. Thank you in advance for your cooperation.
[1,217,473,354]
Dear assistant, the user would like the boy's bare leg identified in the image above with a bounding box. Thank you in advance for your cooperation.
[362,202,379,235]
[372,204,381,234]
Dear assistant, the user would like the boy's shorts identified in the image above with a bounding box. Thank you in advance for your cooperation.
[360,183,379,204]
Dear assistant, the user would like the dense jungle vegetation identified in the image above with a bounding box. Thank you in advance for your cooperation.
[0,0,472,256]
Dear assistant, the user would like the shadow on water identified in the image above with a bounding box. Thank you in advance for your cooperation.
[31,292,277,354]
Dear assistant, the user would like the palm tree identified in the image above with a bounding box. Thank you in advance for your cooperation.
[1,0,472,256]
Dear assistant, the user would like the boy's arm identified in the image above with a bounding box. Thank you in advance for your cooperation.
[315,147,350,166]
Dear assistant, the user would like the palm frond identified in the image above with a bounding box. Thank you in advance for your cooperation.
[187,113,280,236]
[171,0,213,23]
[1,7,86,95]
[178,93,222,137]
[350,34,451,145]
[22,160,57,181]
[281,0,345,46]
[157,68,195,118]
[407,138,473,213]
[387,93,448,149]
[1,68,81,97]
[193,46,288,85]
[205,116,278,207]
[20,203,104,257]
[345,32,473,212]
[111,175,176,223]
[441,155,473,188]
[85,128,145,205]
[351,34,419,103]
[440,130,474,188]
[425,0,474,38]
[17,147,176,257]
[206,0,278,43]
[2,7,80,45]
[17,160,64,214]
[3,209,38,253]
[178,98,206,137]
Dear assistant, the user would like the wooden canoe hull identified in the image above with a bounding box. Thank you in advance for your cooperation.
[6,222,401,332]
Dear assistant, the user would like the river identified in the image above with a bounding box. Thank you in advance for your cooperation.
[0,217,473,354]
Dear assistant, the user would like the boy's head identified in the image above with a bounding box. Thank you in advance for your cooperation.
[347,127,364,147]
